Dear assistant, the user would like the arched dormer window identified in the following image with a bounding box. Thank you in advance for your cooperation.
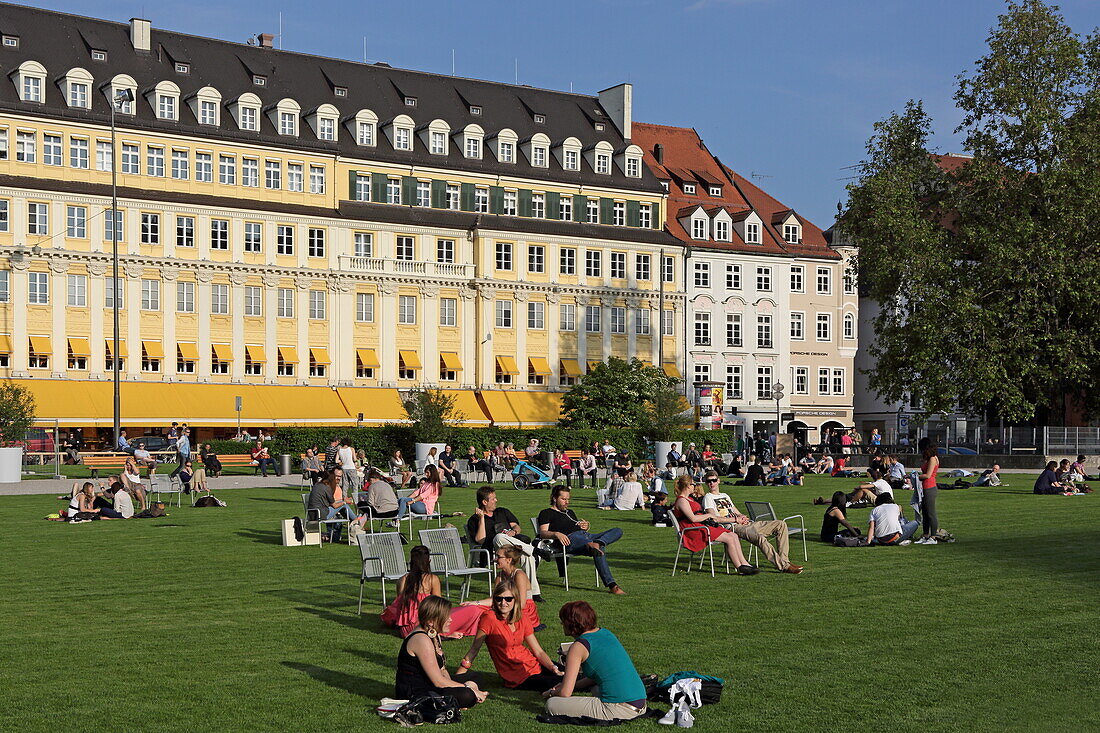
[461,123,483,159]
[13,60,47,103]
[617,143,643,178]
[352,109,378,146]
[268,98,301,136]
[386,113,414,151]
[62,67,94,109]
[230,92,261,131]
[586,140,614,175]
[106,74,137,114]
[189,86,222,126]
[422,118,450,155]
[524,132,550,168]
[307,103,340,141]
[557,136,582,171]
[147,80,181,121]
[493,128,518,164]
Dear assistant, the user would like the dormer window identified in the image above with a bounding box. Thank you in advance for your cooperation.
[709,185,722,196]
[150,80,181,121]
[2,35,19,48]
[62,67,94,109]
[784,223,801,244]
[532,145,547,167]
[91,50,107,62]
[462,124,484,159]
[16,61,46,103]
[199,100,217,124]
[318,117,335,140]
[175,63,190,74]
[231,92,261,131]
[404,96,417,107]
[626,157,640,177]
[661,181,669,192]
[746,222,761,244]
[334,86,347,97]
[69,81,89,108]
[499,140,514,163]
[470,105,482,115]
[594,122,605,131]
[534,114,546,124]
[683,183,696,194]
[395,126,411,150]
[565,150,579,170]
[715,219,730,242]
[691,217,708,240]
[252,75,266,86]
[109,75,137,114]
[430,131,446,154]
[596,153,611,174]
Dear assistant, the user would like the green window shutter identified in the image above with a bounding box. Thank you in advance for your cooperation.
[402,176,417,205]
[546,191,560,219]
[371,174,387,204]
[653,203,663,229]
[460,183,475,211]
[348,170,359,201]
[431,180,446,208]
[573,195,587,222]
[599,198,614,224]
[518,190,532,217]
[626,200,640,227]
[490,186,504,214]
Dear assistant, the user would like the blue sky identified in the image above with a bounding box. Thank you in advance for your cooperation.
[26,0,1100,226]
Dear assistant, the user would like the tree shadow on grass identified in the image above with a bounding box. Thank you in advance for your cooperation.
[234,528,283,545]
[281,661,391,701]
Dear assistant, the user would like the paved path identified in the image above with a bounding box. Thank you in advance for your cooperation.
[0,474,303,497]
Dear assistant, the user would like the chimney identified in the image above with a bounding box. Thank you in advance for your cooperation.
[654,144,664,165]
[597,83,632,140]
[258,33,275,49]
[130,17,151,52]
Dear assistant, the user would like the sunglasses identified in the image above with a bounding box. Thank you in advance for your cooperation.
[494,595,516,602]
[706,479,719,483]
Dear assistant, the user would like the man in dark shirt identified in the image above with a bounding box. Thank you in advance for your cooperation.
[323,437,340,471]
[439,444,466,487]
[536,486,625,595]
[737,457,766,486]
[467,486,549,601]
[613,451,633,478]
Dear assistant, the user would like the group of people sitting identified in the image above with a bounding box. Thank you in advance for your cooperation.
[63,480,135,521]
[1034,456,1095,495]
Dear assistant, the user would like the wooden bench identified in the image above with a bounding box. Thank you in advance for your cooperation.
[83,454,128,478]
[218,454,257,472]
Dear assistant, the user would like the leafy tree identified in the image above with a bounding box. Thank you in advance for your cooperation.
[401,388,465,443]
[559,357,685,434]
[0,381,36,447]
[637,384,692,443]
[840,0,1100,423]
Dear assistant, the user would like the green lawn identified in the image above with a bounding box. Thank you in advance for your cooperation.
[1,474,1097,731]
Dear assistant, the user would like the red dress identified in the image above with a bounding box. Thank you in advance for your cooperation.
[674,497,727,552]
[380,592,485,638]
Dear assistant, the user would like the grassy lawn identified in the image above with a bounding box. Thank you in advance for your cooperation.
[1,473,1097,731]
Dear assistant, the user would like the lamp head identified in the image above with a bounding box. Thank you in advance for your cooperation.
[114,88,134,108]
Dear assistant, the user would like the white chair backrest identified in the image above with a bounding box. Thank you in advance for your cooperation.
[744,501,776,522]
[419,527,468,572]
[396,487,416,500]
[668,511,683,537]
[357,532,406,578]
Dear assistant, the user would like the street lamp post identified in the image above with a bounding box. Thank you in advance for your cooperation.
[110,89,134,449]
[772,381,785,436]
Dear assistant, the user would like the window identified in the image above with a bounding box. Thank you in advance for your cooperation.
[714,219,730,241]
[21,74,41,103]
[610,307,625,334]
[279,112,296,136]
[148,146,166,177]
[495,242,513,271]
[0,271,7,301]
[757,315,772,349]
[119,143,139,174]
[694,262,711,288]
[790,266,804,292]
[244,286,262,316]
[595,153,611,174]
[819,368,831,395]
[816,313,831,341]
[495,361,512,385]
[726,314,742,348]
[756,266,772,291]
[745,222,761,244]
[445,184,460,210]
[16,131,36,163]
[176,282,195,312]
[308,228,326,258]
[436,238,454,263]
[265,160,281,189]
[277,352,295,377]
[725,365,742,399]
[439,298,456,327]
[211,347,229,375]
[586,199,599,223]
[564,149,580,171]
[531,193,545,218]
[244,222,262,253]
[726,264,741,290]
[211,284,229,314]
[68,348,87,370]
[694,312,711,346]
[69,138,89,169]
[709,185,722,196]
[636,254,651,281]
[662,310,674,336]
[277,288,294,317]
[662,256,675,283]
[639,203,652,228]
[683,183,696,194]
[244,352,262,376]
[309,290,326,319]
[195,152,212,182]
[287,163,303,192]
[636,308,651,335]
[833,368,846,396]
[585,306,602,333]
[394,126,412,151]
[318,117,335,141]
[104,277,123,308]
[626,157,641,177]
[528,245,545,273]
[277,226,294,256]
[175,63,190,74]
[691,217,707,240]
[499,141,514,163]
[157,94,176,120]
[757,367,773,400]
[141,279,160,311]
[475,187,489,213]
[240,107,258,131]
[528,302,545,329]
[93,140,111,171]
[844,313,855,340]
[844,272,856,294]
[66,206,86,239]
[396,236,414,261]
[559,196,572,221]
[357,122,375,146]
[694,364,711,385]
[0,200,6,233]
[309,166,326,194]
[784,223,801,244]
[585,251,601,277]
[102,208,124,241]
[560,248,576,275]
[790,312,805,340]
[67,274,87,306]
[560,303,576,331]
[43,134,62,166]
[199,100,217,126]
[171,149,189,180]
[416,181,430,207]
[794,367,808,395]
[210,219,229,250]
[495,300,513,328]
[503,190,517,216]
[399,295,417,324]
[404,97,417,107]
[177,348,196,374]
[176,216,194,247]
[610,252,626,279]
[532,146,547,167]
[465,135,481,158]
[140,213,160,245]
[28,342,48,369]
[612,202,625,226]
[816,267,832,294]
[27,202,49,235]
[356,292,376,322]
[353,174,371,201]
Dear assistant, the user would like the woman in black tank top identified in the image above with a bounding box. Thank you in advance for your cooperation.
[394,596,484,709]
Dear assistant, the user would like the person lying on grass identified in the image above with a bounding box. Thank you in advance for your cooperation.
[457,579,562,693]
[395,595,487,710]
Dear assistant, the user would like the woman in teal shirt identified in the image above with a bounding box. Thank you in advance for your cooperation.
[542,601,647,721]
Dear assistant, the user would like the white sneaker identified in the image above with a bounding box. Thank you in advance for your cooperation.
[677,702,695,728]
[899,539,912,546]
[658,708,678,725]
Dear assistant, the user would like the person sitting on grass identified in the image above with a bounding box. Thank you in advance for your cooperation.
[649,491,671,526]
[598,470,644,511]
[389,465,442,528]
[1034,461,1072,495]
[463,545,543,629]
[735,456,766,486]
[67,482,120,520]
[394,595,488,710]
[457,579,562,693]
[820,491,860,542]
[105,480,135,519]
[815,454,835,475]
[868,493,919,545]
[383,546,486,638]
[974,464,1003,487]
[672,474,758,575]
[541,601,647,722]
[537,486,626,596]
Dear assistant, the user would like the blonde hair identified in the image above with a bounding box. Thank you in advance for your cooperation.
[674,473,694,497]
[492,578,523,624]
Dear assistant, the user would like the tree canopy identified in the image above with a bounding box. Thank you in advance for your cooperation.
[0,381,36,447]
[558,357,689,435]
[401,388,465,443]
[840,0,1100,423]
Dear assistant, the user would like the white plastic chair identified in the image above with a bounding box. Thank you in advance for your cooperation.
[356,532,407,612]
[669,512,729,577]
[149,474,182,508]
[418,527,494,602]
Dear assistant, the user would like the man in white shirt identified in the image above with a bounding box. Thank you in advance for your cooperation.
[337,438,359,494]
[886,455,907,491]
[132,441,157,477]
[867,494,918,545]
[599,474,644,511]
[700,473,736,516]
[974,464,1003,487]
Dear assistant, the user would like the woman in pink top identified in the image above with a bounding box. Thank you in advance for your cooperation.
[382,545,484,637]
[390,465,443,525]
[916,443,941,543]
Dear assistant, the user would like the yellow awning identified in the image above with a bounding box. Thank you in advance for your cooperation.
[278,346,299,363]
[477,390,563,427]
[0,335,11,353]
[399,350,422,369]
[141,341,164,359]
[560,359,582,377]
[177,342,199,360]
[528,357,551,375]
[356,348,380,368]
[246,344,266,362]
[67,338,91,357]
[104,339,127,358]
[336,387,409,424]
[440,351,462,370]
[310,347,331,365]
[29,336,52,355]
[212,343,233,362]
[638,359,653,368]
[495,356,519,375]
[663,362,682,378]
[587,360,602,372]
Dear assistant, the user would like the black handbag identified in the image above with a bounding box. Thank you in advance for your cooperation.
[392,692,461,726]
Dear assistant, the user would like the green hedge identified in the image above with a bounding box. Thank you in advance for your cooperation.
[202,439,258,456]
[269,426,735,465]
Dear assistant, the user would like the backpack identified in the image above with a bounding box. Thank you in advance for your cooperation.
[133,502,167,518]
[193,495,227,507]
[392,692,461,726]
[645,671,724,705]
[834,534,869,547]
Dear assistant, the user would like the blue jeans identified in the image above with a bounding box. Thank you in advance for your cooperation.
[395,498,427,520]
[565,528,623,588]
[325,505,356,541]
[873,519,919,545]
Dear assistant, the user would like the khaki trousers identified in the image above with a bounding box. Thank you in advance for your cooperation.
[733,519,791,570]
[545,696,645,721]
[492,533,541,597]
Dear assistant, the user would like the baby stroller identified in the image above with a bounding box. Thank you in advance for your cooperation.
[511,459,556,490]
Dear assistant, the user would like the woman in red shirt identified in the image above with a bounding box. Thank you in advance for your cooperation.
[671,475,758,575]
[457,579,562,691]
